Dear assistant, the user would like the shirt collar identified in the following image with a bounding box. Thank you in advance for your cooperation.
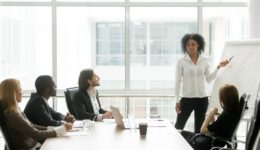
[87,89,97,97]
[198,53,206,61]
[41,96,49,105]
[184,53,206,62]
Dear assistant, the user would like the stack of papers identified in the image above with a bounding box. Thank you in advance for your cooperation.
[73,120,83,128]
[148,119,166,127]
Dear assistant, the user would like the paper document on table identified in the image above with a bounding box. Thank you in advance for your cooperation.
[148,119,166,127]
[68,128,80,132]
[73,120,83,128]
[66,131,89,136]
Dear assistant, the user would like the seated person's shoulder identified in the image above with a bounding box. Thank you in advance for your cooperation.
[4,109,23,121]
[219,111,237,120]
[24,95,46,114]
[32,94,43,100]
[28,94,41,102]
[26,96,43,108]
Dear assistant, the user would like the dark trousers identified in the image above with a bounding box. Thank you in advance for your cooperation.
[175,97,208,133]
[181,130,214,150]
[181,130,196,147]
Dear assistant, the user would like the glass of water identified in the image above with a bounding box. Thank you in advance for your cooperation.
[127,114,136,129]
[82,119,91,132]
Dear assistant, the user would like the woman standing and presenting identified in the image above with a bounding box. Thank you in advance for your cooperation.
[174,33,229,133]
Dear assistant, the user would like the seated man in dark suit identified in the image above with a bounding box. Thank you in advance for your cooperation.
[73,69,113,121]
[24,75,75,126]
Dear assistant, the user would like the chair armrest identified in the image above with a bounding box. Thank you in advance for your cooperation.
[211,147,232,150]
[211,148,236,150]
[211,136,246,150]
[211,137,233,148]
[213,137,246,146]
[193,134,234,150]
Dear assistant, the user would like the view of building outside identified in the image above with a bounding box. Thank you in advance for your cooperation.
[0,1,248,127]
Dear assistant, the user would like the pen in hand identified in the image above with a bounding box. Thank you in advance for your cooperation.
[229,56,234,62]
[218,56,232,69]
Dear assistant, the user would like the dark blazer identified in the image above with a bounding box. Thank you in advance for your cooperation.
[4,109,56,150]
[73,90,107,120]
[24,93,65,126]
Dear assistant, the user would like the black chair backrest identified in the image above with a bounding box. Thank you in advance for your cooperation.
[229,93,247,139]
[64,87,78,116]
[0,102,14,150]
[246,96,260,150]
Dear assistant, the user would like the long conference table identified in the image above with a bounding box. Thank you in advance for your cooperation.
[40,119,193,150]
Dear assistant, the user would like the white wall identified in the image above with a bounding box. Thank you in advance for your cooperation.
[249,0,260,38]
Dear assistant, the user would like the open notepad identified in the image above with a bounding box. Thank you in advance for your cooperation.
[147,119,166,127]
[73,120,83,128]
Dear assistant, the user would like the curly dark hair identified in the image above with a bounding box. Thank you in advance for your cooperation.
[181,33,205,54]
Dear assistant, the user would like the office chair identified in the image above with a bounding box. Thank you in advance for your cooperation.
[64,87,79,116]
[211,95,260,150]
[245,96,260,150]
[0,102,15,150]
[192,93,248,150]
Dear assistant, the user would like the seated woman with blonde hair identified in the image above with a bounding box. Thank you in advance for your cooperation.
[0,78,73,150]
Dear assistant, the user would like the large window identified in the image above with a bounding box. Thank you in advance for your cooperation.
[203,7,249,66]
[0,1,249,124]
[57,7,125,89]
[0,0,50,1]
[0,6,51,89]
[96,22,125,66]
[130,7,197,90]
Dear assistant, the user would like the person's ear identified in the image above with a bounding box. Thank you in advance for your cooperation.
[87,79,92,85]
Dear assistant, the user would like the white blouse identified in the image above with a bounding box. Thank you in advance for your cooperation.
[87,89,103,121]
[174,54,219,103]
